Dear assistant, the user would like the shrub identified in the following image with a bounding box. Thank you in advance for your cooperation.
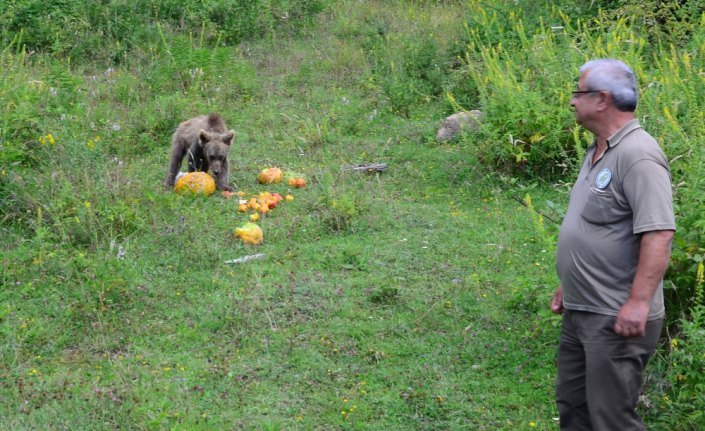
[0,0,333,63]
[460,2,705,424]
[651,302,705,429]
[460,3,705,320]
[605,0,705,48]
[462,3,588,178]
[351,1,466,118]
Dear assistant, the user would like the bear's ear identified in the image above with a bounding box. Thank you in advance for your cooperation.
[198,130,211,146]
[223,130,235,146]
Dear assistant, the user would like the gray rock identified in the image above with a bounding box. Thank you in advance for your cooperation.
[436,110,483,142]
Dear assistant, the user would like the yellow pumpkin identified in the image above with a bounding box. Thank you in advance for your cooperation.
[258,167,283,184]
[174,172,216,196]
[235,222,263,245]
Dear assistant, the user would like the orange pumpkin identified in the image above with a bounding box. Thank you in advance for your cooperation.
[175,172,216,196]
[258,167,283,184]
[288,177,306,188]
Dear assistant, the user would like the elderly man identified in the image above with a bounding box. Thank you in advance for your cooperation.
[551,59,675,430]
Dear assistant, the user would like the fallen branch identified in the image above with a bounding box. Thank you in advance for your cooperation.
[344,162,388,173]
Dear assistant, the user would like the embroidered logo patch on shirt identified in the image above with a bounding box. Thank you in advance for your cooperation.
[595,168,612,189]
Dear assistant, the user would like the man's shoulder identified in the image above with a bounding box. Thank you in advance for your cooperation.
[617,128,666,163]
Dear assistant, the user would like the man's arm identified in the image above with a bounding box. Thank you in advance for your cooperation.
[614,230,674,337]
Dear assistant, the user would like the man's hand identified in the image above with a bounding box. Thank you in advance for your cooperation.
[551,286,564,314]
[615,230,674,337]
[614,298,650,337]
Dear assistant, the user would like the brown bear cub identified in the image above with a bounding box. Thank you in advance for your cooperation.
[165,113,235,191]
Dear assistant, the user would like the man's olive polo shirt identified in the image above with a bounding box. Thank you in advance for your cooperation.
[556,119,676,320]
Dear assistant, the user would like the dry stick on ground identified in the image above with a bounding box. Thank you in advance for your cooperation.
[343,162,388,173]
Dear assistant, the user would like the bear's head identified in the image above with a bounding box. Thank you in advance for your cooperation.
[199,129,235,177]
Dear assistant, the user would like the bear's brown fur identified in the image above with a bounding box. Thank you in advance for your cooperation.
[165,113,235,191]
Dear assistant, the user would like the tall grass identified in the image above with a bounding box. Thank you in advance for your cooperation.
[0,0,332,63]
[458,0,705,311]
[455,2,705,426]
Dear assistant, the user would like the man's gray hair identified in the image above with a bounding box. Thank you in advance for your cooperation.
[580,59,638,112]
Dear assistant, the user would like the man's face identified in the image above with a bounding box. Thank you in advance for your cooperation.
[570,72,600,128]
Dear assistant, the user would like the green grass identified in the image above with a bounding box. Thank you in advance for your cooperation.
[2,0,703,429]
[3,183,562,430]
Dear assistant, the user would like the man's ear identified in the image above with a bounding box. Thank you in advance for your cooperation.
[596,91,612,111]
[223,130,235,146]
[198,130,210,147]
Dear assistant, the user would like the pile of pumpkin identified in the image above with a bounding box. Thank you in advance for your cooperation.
[173,167,307,246]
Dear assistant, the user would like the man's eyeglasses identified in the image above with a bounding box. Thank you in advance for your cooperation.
[571,90,604,97]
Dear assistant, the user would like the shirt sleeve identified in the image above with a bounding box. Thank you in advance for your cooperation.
[622,159,676,234]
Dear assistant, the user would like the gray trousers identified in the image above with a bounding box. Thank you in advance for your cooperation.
[556,310,662,431]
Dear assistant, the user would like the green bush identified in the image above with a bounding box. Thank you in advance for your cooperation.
[604,0,705,48]
[460,2,705,322]
[462,2,588,178]
[459,2,705,424]
[649,303,705,429]
[638,37,705,320]
[364,31,447,117]
[0,0,332,63]
[351,2,466,119]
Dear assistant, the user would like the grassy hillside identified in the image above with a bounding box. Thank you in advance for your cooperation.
[1,0,704,429]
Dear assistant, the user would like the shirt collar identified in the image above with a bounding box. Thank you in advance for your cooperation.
[606,118,641,148]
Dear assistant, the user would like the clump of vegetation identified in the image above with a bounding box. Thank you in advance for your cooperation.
[0,0,332,63]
